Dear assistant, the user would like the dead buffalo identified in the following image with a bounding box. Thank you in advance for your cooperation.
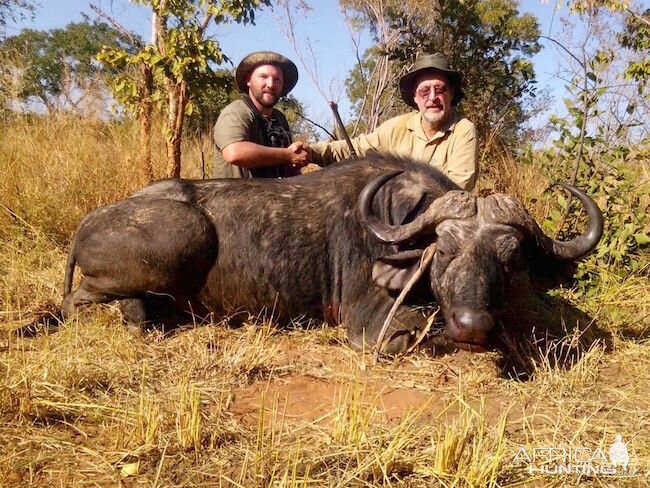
[61,154,603,354]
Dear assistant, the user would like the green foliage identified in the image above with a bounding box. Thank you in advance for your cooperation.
[183,68,237,135]
[95,46,150,115]
[618,8,650,84]
[570,2,650,85]
[533,4,650,295]
[344,46,409,134]
[453,0,540,149]
[537,76,648,293]
[98,0,270,117]
[541,142,649,292]
[0,20,138,111]
[98,0,270,176]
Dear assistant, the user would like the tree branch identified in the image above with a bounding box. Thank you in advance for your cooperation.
[199,11,213,35]
[89,3,142,48]
[538,35,582,68]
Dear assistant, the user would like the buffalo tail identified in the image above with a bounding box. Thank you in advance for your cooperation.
[63,241,76,298]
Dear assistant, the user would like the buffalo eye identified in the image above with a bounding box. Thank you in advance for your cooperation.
[434,245,455,272]
[495,234,521,267]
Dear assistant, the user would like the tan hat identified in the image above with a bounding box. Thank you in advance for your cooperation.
[235,51,299,97]
[399,53,463,108]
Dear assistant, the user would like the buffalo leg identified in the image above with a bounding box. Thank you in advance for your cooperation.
[118,296,184,324]
[61,281,116,319]
[383,306,428,354]
[116,298,148,323]
[63,289,181,328]
[345,297,427,354]
[116,296,178,323]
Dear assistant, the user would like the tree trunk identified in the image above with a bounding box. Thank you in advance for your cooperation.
[139,63,154,183]
[165,80,187,178]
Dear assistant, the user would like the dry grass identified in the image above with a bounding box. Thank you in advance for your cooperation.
[0,113,210,242]
[1,114,649,486]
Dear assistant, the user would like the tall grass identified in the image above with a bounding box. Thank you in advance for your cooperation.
[0,114,210,242]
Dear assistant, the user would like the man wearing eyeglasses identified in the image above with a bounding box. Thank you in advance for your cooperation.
[309,53,478,191]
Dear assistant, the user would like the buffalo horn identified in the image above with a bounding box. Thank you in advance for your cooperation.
[537,183,604,260]
[486,184,603,261]
[358,171,477,245]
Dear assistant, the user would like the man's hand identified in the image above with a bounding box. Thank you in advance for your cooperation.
[287,141,312,168]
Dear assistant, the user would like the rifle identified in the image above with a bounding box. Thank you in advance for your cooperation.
[329,101,358,159]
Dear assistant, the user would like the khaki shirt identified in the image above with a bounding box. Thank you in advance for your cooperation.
[312,111,478,190]
[213,99,292,179]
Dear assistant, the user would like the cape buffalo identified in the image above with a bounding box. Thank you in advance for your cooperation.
[61,154,603,354]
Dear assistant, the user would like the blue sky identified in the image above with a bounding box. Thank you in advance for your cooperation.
[8,0,575,131]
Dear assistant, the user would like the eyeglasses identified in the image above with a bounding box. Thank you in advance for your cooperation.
[415,85,450,99]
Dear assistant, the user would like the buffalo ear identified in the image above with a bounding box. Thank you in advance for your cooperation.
[372,249,423,291]
[525,246,578,290]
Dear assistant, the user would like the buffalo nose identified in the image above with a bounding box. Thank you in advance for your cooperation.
[450,307,495,336]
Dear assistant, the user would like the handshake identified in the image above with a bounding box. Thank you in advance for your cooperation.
[286,141,313,169]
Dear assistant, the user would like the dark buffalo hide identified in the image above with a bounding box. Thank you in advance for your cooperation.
[62,154,603,354]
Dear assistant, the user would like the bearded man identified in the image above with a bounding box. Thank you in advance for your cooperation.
[309,53,478,190]
[213,51,309,178]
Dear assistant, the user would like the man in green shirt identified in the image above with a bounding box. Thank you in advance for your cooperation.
[310,53,478,191]
[213,51,310,178]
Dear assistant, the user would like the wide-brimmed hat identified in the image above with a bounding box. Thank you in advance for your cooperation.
[399,53,463,108]
[235,51,299,97]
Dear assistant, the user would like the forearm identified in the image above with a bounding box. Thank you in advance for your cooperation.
[311,139,351,165]
[222,141,292,169]
[311,133,379,165]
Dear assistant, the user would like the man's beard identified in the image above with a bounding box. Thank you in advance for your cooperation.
[250,87,279,108]
[422,104,449,128]
[422,110,449,127]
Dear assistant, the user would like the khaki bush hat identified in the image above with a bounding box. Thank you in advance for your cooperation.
[399,53,464,108]
[235,51,299,97]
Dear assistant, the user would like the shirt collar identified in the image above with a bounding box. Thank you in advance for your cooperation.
[407,110,458,142]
